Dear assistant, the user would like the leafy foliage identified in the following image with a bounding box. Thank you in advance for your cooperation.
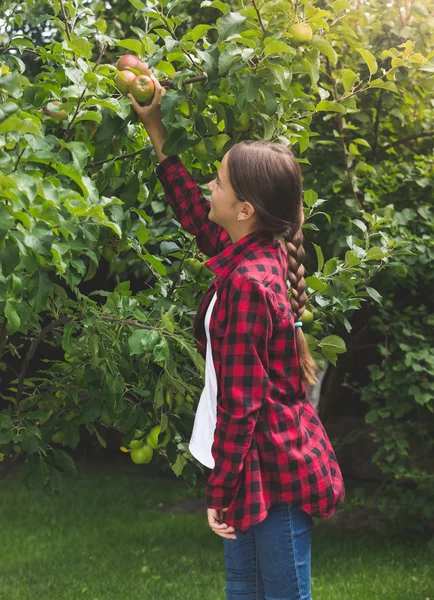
[0,0,433,525]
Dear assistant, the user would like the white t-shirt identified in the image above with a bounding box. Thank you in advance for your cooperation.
[188,290,219,469]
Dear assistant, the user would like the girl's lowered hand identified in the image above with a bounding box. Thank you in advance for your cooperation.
[207,507,237,539]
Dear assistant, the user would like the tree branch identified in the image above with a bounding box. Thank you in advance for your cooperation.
[379,131,434,151]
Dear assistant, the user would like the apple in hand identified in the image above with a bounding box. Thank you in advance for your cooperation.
[43,101,68,120]
[116,54,150,75]
[115,69,136,95]
[129,75,155,104]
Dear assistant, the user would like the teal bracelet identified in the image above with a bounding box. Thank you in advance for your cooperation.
[295,321,303,328]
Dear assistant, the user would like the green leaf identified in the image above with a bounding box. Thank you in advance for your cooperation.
[332,0,350,13]
[128,0,145,9]
[345,250,361,267]
[366,247,385,260]
[304,189,318,207]
[366,287,383,304]
[51,449,76,472]
[170,452,187,477]
[66,38,93,59]
[94,427,107,449]
[128,329,160,355]
[352,219,367,233]
[76,399,102,425]
[153,337,169,363]
[139,252,167,276]
[357,48,378,75]
[305,276,328,292]
[263,40,295,57]
[0,115,41,135]
[217,11,246,43]
[183,24,215,43]
[312,243,324,272]
[310,36,338,66]
[319,335,347,354]
[5,300,20,334]
[0,206,15,232]
[316,100,346,113]
[116,39,143,55]
[369,80,399,93]
[323,257,338,276]
[1,238,20,277]
[200,0,229,13]
[62,323,74,354]
[341,68,358,91]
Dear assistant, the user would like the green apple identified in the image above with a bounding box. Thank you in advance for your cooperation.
[51,431,65,444]
[146,425,171,449]
[235,112,250,132]
[288,23,313,45]
[193,139,208,159]
[130,445,153,464]
[210,134,231,154]
[301,308,314,332]
[129,439,144,450]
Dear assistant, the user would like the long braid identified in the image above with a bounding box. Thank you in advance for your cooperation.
[284,228,318,387]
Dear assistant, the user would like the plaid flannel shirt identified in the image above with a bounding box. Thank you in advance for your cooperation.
[156,155,345,534]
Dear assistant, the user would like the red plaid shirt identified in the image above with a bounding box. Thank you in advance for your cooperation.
[156,156,345,534]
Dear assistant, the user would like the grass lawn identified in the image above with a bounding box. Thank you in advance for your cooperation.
[0,457,432,600]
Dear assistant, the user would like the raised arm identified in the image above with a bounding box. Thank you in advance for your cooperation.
[155,154,231,258]
[128,81,231,258]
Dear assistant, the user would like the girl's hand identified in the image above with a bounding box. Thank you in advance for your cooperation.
[207,507,237,539]
[127,74,167,130]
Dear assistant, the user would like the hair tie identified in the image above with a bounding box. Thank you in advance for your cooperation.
[295,321,303,328]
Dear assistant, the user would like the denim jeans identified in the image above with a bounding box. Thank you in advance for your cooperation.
[223,502,313,600]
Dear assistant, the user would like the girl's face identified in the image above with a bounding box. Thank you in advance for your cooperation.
[207,151,258,242]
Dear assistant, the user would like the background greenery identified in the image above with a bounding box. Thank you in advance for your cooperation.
[0,0,433,533]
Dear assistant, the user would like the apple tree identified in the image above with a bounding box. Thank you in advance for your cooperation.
[0,0,433,526]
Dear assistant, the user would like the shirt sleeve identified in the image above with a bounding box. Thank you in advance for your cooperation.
[155,156,231,258]
[206,277,273,510]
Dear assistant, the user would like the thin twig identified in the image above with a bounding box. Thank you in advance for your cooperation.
[251,0,267,33]
[380,131,434,151]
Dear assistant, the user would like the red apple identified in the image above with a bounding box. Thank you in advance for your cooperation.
[43,101,68,120]
[129,75,155,104]
[115,69,136,95]
[116,54,150,75]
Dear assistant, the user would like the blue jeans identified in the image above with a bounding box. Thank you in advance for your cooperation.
[223,502,313,600]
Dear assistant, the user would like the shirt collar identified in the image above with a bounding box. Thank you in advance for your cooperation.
[204,229,278,279]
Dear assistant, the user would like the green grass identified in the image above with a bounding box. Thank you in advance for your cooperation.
[0,459,432,600]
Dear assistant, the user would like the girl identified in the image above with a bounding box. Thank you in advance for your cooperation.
[129,77,345,600]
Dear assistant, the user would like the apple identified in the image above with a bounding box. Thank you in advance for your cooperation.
[129,75,155,104]
[130,445,153,464]
[288,23,313,45]
[301,308,314,332]
[129,439,144,450]
[234,112,250,132]
[210,133,231,154]
[146,425,171,449]
[44,101,68,120]
[193,139,208,159]
[115,69,136,95]
[116,54,150,75]
[51,431,65,444]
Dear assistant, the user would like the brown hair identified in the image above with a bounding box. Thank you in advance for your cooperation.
[226,140,317,387]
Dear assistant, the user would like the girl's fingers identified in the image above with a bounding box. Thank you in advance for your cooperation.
[127,93,140,111]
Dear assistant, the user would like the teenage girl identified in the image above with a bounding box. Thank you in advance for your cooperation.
[129,76,345,600]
